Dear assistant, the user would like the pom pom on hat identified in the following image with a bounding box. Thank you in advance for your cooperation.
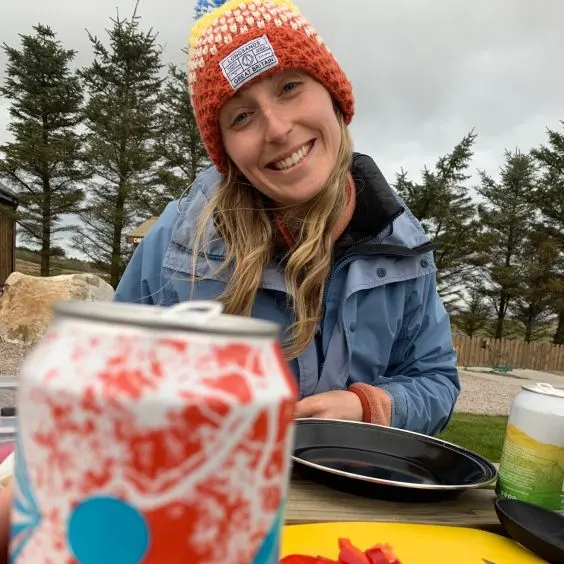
[194,0,230,20]
[188,0,354,173]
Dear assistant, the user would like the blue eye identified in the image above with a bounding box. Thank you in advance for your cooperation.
[281,81,301,94]
[231,112,249,126]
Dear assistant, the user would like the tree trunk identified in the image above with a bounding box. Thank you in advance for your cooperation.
[495,298,507,340]
[524,317,533,343]
[41,179,51,277]
[554,309,564,345]
[110,182,127,288]
[494,316,504,340]
[40,233,50,276]
[40,123,52,277]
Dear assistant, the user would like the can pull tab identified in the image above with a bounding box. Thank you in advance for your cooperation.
[161,301,224,324]
[535,383,564,397]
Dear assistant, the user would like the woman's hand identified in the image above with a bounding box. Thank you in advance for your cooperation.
[294,390,363,421]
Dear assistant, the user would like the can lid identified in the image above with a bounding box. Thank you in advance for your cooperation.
[522,382,564,398]
[0,377,18,390]
[54,300,282,339]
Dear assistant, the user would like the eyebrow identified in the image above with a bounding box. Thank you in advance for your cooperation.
[230,73,284,101]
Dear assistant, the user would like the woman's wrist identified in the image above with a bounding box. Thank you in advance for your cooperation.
[348,383,392,426]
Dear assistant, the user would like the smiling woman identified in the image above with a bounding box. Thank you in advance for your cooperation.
[114,0,460,438]
[218,71,343,205]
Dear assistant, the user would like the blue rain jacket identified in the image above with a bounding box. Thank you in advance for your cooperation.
[115,155,460,435]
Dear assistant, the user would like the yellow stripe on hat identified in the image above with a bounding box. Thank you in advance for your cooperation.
[189,0,301,49]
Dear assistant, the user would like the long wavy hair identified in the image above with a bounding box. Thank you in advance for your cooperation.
[191,110,354,359]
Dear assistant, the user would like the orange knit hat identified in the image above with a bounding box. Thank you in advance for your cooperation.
[188,0,355,173]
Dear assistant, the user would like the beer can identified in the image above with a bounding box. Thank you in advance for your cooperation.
[495,382,564,512]
[10,300,297,563]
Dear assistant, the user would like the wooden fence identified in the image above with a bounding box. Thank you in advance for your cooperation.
[452,334,564,373]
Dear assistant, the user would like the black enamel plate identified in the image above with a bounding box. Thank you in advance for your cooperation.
[495,498,564,564]
[292,418,497,502]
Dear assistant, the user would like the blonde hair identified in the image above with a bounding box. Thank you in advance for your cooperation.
[192,112,354,359]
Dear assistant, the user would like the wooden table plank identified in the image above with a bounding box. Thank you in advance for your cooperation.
[286,466,502,533]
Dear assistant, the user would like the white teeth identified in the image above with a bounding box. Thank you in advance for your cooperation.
[272,142,312,170]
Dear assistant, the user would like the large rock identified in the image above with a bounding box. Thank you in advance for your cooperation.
[0,272,114,345]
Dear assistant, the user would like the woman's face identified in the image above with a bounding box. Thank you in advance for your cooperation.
[219,70,342,205]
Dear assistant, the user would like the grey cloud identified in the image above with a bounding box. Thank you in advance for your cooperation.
[303,0,564,179]
[1,0,563,184]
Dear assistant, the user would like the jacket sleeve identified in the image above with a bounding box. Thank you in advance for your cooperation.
[114,202,179,305]
[377,272,460,435]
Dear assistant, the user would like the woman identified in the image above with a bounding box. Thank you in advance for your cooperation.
[115,0,460,435]
[0,2,460,550]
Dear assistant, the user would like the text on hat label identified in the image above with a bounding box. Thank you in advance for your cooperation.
[219,35,279,91]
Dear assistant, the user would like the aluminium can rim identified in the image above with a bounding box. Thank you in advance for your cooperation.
[54,300,282,339]
[521,382,564,399]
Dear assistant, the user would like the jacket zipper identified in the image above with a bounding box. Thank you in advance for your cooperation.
[316,235,376,372]
[189,249,226,262]
[317,230,437,350]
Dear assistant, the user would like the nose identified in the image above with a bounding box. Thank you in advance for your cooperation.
[262,105,292,144]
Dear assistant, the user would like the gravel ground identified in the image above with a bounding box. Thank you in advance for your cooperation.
[455,370,521,416]
[0,341,524,415]
[0,341,29,408]
[0,341,29,378]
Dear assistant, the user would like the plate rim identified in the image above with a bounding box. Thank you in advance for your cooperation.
[291,417,498,491]
[494,497,564,551]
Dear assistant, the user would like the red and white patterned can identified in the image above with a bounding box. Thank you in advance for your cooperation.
[10,300,297,563]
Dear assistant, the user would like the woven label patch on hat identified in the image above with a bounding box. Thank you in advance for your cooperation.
[219,35,279,91]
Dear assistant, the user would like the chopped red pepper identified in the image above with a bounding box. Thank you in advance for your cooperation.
[364,551,389,564]
[337,538,370,564]
[281,537,401,564]
[365,544,401,564]
[280,555,338,564]
[280,557,319,564]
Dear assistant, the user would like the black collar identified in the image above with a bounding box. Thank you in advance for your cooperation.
[350,152,404,233]
[334,153,404,256]
[272,153,405,261]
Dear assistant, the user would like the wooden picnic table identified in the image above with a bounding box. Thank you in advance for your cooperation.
[285,465,502,534]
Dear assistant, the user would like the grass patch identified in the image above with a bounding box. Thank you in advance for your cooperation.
[15,248,109,281]
[16,248,99,273]
[437,412,508,462]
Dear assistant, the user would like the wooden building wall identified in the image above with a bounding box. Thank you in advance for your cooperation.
[0,205,16,288]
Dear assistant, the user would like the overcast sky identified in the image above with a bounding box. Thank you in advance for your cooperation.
[1,0,563,209]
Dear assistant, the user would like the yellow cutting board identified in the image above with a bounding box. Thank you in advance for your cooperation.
[281,522,547,563]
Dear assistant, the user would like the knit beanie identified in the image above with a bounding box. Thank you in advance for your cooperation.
[188,0,355,173]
